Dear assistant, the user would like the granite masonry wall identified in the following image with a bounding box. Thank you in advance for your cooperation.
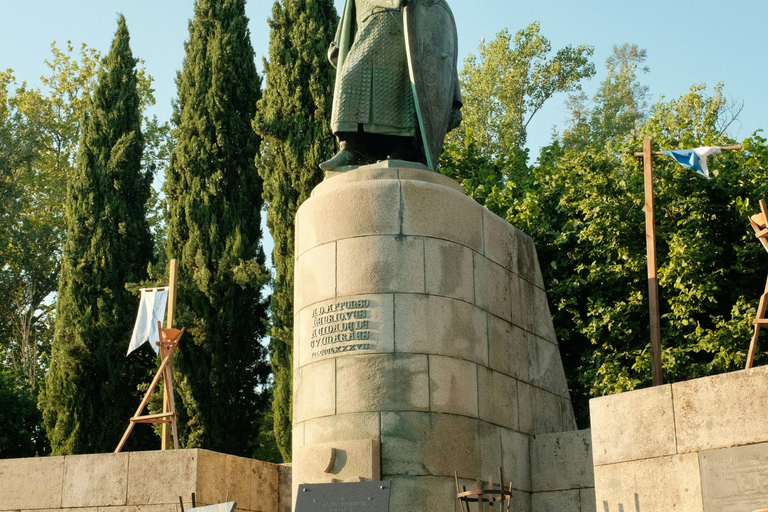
[590,366,768,511]
[0,449,290,512]
[292,162,594,512]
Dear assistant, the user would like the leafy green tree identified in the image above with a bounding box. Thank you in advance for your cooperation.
[40,16,156,454]
[496,84,768,425]
[252,0,337,462]
[164,0,271,456]
[0,369,49,458]
[453,22,595,156]
[0,46,101,390]
[562,43,650,150]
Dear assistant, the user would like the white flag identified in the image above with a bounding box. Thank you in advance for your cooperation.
[127,288,169,355]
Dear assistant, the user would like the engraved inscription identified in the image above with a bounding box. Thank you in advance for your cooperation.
[700,442,768,511]
[310,299,376,359]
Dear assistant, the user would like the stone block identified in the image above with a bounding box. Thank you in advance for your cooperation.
[532,490,581,512]
[337,235,425,296]
[516,229,544,289]
[424,238,475,303]
[225,454,253,510]
[429,355,479,418]
[127,450,197,505]
[394,294,487,365]
[401,179,483,252]
[529,385,576,435]
[517,381,534,435]
[294,359,336,423]
[673,366,768,453]
[295,179,401,256]
[387,476,461,512]
[478,367,519,430]
[501,428,531,492]
[532,286,557,344]
[196,450,227,506]
[319,163,399,188]
[381,411,480,479]
[61,452,129,507]
[593,453,703,512]
[303,412,381,445]
[293,421,305,450]
[482,209,518,274]
[93,506,176,512]
[277,464,292,512]
[699,442,768,512]
[528,336,569,398]
[531,430,594,492]
[488,315,529,382]
[398,166,465,193]
[294,242,336,312]
[580,487,596,512]
[251,460,279,512]
[474,253,512,322]
[510,275,535,333]
[589,384,676,466]
[295,294,395,368]
[294,439,380,485]
[477,421,502,484]
[336,353,429,413]
[0,455,64,510]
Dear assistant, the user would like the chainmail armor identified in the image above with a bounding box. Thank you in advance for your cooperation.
[331,0,416,136]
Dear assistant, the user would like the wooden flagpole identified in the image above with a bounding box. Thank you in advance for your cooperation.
[162,258,179,450]
[641,139,664,386]
[634,141,743,386]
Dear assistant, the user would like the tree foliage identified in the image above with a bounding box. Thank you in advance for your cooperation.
[492,81,767,425]
[252,0,337,462]
[164,0,271,457]
[0,369,48,458]
[562,43,650,150]
[453,22,595,155]
[40,16,157,454]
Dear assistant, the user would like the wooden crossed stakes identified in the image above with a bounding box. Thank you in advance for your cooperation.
[746,199,768,369]
[456,467,514,512]
[115,322,185,453]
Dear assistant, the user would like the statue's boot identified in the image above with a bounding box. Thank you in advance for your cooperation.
[320,141,366,171]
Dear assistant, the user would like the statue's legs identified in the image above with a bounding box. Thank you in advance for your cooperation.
[320,127,426,171]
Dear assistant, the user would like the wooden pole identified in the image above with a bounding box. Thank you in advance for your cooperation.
[162,259,179,450]
[642,139,664,386]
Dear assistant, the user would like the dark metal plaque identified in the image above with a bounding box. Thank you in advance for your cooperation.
[700,442,768,511]
[295,481,391,512]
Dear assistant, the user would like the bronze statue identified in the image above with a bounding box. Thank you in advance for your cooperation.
[320,0,462,171]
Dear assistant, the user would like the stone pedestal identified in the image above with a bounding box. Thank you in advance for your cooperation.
[292,162,577,512]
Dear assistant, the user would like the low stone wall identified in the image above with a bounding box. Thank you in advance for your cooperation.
[590,366,768,511]
[0,449,290,512]
[531,430,595,512]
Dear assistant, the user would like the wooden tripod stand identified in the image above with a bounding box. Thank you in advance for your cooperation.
[746,199,768,369]
[115,321,184,452]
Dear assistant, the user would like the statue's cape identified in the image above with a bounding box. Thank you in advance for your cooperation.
[328,0,355,72]
[404,0,462,170]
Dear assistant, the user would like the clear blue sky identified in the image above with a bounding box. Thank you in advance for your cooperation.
[2,0,765,155]
[2,0,766,266]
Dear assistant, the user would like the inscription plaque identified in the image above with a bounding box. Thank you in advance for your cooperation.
[309,299,378,359]
[295,481,391,512]
[700,442,768,511]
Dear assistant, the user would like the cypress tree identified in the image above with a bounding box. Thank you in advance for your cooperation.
[252,0,337,462]
[164,0,271,456]
[40,16,155,454]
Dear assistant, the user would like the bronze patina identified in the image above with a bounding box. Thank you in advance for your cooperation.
[320,0,462,171]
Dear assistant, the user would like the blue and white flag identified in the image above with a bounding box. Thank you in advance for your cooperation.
[127,288,169,355]
[662,146,722,179]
